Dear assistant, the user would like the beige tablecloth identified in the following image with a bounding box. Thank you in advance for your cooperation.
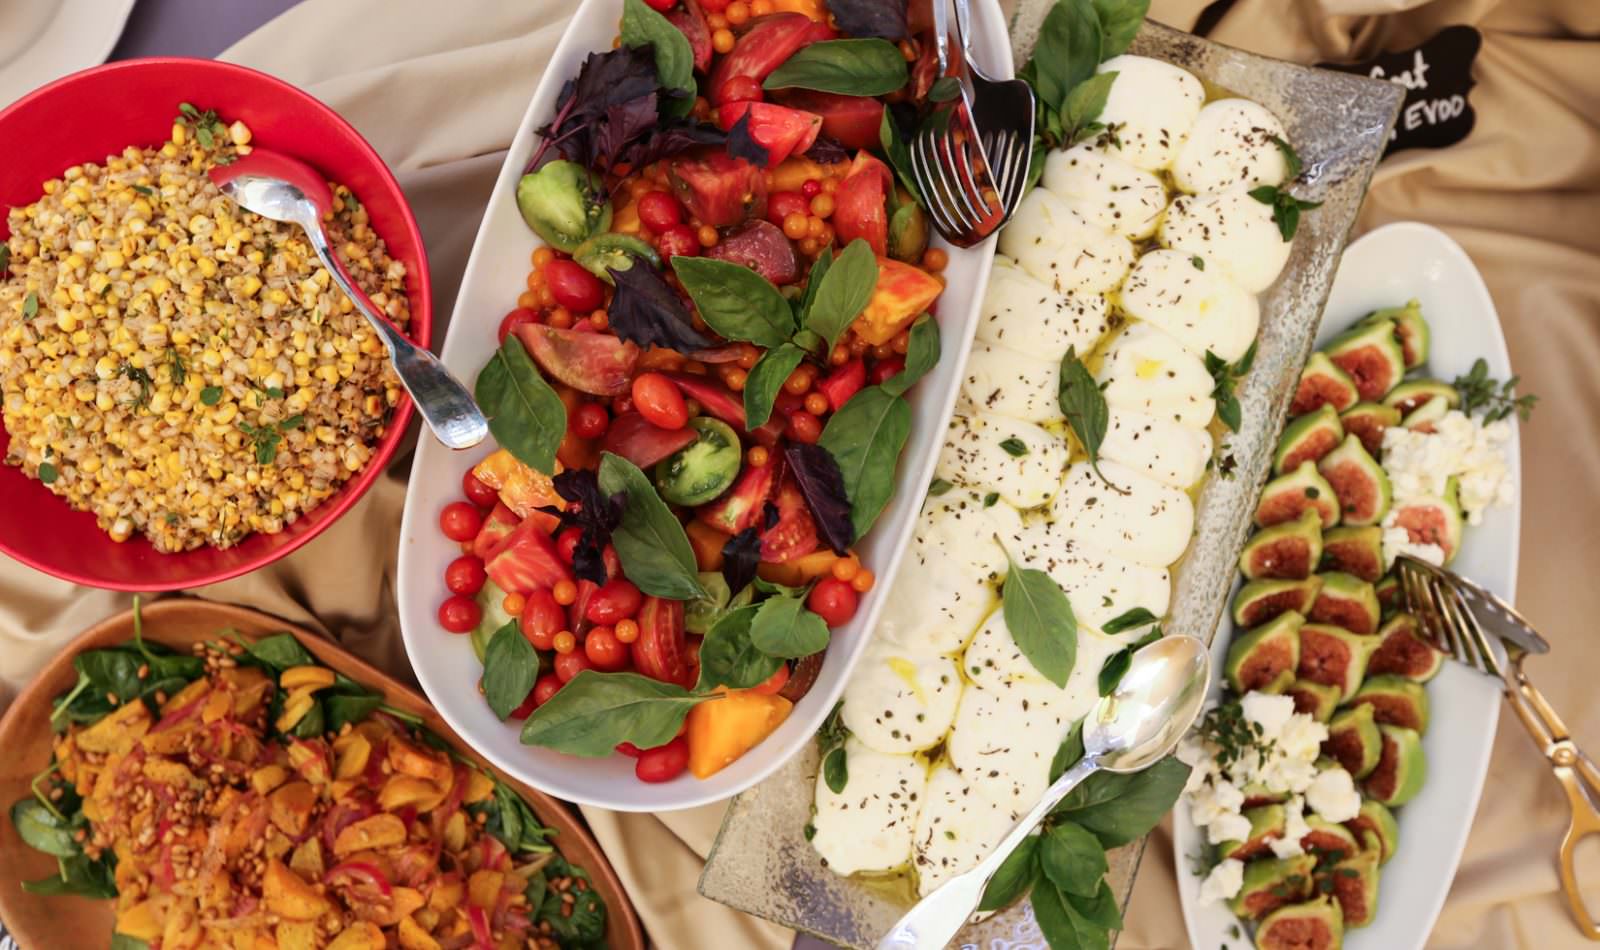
[1,0,1597,946]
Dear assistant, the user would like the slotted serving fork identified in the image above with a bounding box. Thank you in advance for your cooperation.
[908,0,1034,246]
[1395,554,1600,940]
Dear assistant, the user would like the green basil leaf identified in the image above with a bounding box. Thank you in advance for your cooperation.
[823,745,848,794]
[324,692,384,732]
[927,477,953,496]
[1031,878,1108,950]
[1067,879,1124,932]
[796,247,833,324]
[880,312,939,397]
[804,238,878,353]
[599,452,708,600]
[22,291,38,318]
[1001,546,1078,687]
[1269,133,1303,180]
[1054,755,1190,847]
[112,934,152,950]
[620,0,696,117]
[1039,820,1107,897]
[695,605,782,691]
[817,386,911,541]
[476,335,566,474]
[1026,0,1103,112]
[999,437,1029,458]
[744,342,808,429]
[12,799,80,858]
[1091,0,1149,59]
[242,632,316,672]
[483,620,539,720]
[879,109,922,205]
[1097,628,1164,696]
[928,76,962,102]
[1061,71,1118,143]
[977,834,1040,912]
[749,595,830,659]
[520,670,702,756]
[1100,607,1157,635]
[763,39,908,96]
[672,256,796,348]
[1058,346,1114,484]
[1049,719,1085,783]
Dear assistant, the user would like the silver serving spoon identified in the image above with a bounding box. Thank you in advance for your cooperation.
[876,635,1211,949]
[210,150,488,450]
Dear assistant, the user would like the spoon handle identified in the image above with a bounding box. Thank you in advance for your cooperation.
[303,227,489,450]
[876,757,1101,950]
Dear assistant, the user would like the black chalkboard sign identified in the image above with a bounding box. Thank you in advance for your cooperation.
[1319,25,1481,157]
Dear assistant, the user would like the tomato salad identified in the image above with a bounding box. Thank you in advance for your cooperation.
[434,0,957,785]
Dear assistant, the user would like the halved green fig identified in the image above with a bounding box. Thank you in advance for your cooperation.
[1284,678,1342,723]
[1309,571,1381,634]
[1350,675,1430,733]
[1298,624,1379,700]
[1256,462,1341,529]
[1227,611,1305,694]
[1324,704,1381,779]
[1325,319,1407,402]
[1275,404,1345,475]
[1362,299,1430,369]
[1345,799,1400,865]
[1241,510,1325,581]
[1363,725,1427,807]
[1242,784,1291,808]
[1374,575,1401,615]
[1367,613,1445,682]
[1339,402,1401,456]
[1389,481,1464,564]
[1401,394,1450,433]
[1291,352,1361,416]
[1302,816,1360,863]
[1230,854,1318,921]
[1234,577,1325,628]
[1320,526,1385,583]
[1320,848,1381,928]
[1383,378,1459,416]
[1219,804,1288,861]
[1318,435,1392,527]
[1255,896,1344,950]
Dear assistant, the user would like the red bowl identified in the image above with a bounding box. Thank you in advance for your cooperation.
[0,58,430,590]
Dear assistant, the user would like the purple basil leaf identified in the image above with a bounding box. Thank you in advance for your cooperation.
[784,443,852,554]
[763,500,781,531]
[804,135,852,164]
[533,47,663,172]
[725,110,771,168]
[607,263,717,353]
[593,95,662,170]
[541,471,625,586]
[827,0,908,40]
[623,120,727,168]
[721,528,763,597]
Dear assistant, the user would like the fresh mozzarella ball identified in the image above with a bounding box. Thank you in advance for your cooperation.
[913,764,1019,896]
[1172,98,1291,195]
[1101,407,1214,490]
[1119,248,1261,362]
[842,647,964,754]
[998,187,1135,295]
[880,543,996,655]
[1159,187,1293,294]
[916,486,1024,578]
[1007,515,1173,627]
[948,680,1078,812]
[1096,323,1216,429]
[936,413,1069,510]
[961,609,1038,690]
[1049,459,1196,568]
[1094,55,1205,171]
[979,257,1111,361]
[811,738,928,875]
[1041,143,1168,239]
[962,341,1063,425]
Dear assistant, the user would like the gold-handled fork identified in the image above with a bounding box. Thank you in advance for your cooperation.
[1395,554,1600,940]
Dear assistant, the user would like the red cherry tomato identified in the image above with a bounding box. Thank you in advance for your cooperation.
[721,75,765,105]
[800,179,822,198]
[444,556,487,596]
[571,402,611,440]
[752,663,791,695]
[773,389,805,416]
[439,594,482,633]
[439,502,484,542]
[554,651,594,683]
[785,410,822,444]
[508,686,540,720]
[635,737,690,783]
[643,0,675,10]
[461,470,499,508]
[497,307,539,345]
[546,259,606,313]
[637,191,685,233]
[699,0,729,10]
[632,372,690,430]
[657,225,700,261]
[586,577,644,625]
[584,626,630,671]
[807,577,859,626]
[555,527,583,565]
[870,357,905,385]
[616,742,643,757]
[533,674,564,706]
[766,190,811,227]
[520,588,566,650]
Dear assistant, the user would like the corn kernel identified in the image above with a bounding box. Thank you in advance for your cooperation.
[228,121,252,146]
[55,310,77,333]
[197,258,218,278]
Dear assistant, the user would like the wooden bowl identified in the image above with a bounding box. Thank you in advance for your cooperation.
[0,599,645,950]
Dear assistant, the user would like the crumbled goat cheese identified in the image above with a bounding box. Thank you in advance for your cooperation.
[1199,858,1245,905]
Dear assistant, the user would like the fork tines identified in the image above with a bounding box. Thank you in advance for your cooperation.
[1395,556,1504,677]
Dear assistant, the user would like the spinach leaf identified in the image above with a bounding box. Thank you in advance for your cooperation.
[483,621,539,720]
[473,777,556,855]
[817,386,911,541]
[476,334,566,475]
[1039,820,1107,897]
[598,452,707,600]
[977,834,1040,911]
[324,692,384,732]
[1091,0,1149,59]
[619,0,696,118]
[749,594,831,659]
[24,853,117,898]
[538,856,607,943]
[880,312,939,396]
[242,632,317,671]
[1032,879,1111,950]
[763,39,908,97]
[1096,628,1162,697]
[1055,755,1190,847]
[744,342,808,429]
[1058,346,1116,487]
[520,670,703,756]
[1026,0,1102,112]
[672,256,796,348]
[74,650,144,706]
[1000,544,1078,687]
[695,605,782,691]
[802,238,878,353]
[12,799,80,858]
[112,934,152,950]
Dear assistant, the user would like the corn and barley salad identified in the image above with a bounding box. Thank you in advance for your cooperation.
[0,106,410,552]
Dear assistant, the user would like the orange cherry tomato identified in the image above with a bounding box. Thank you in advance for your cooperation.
[632,372,690,430]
